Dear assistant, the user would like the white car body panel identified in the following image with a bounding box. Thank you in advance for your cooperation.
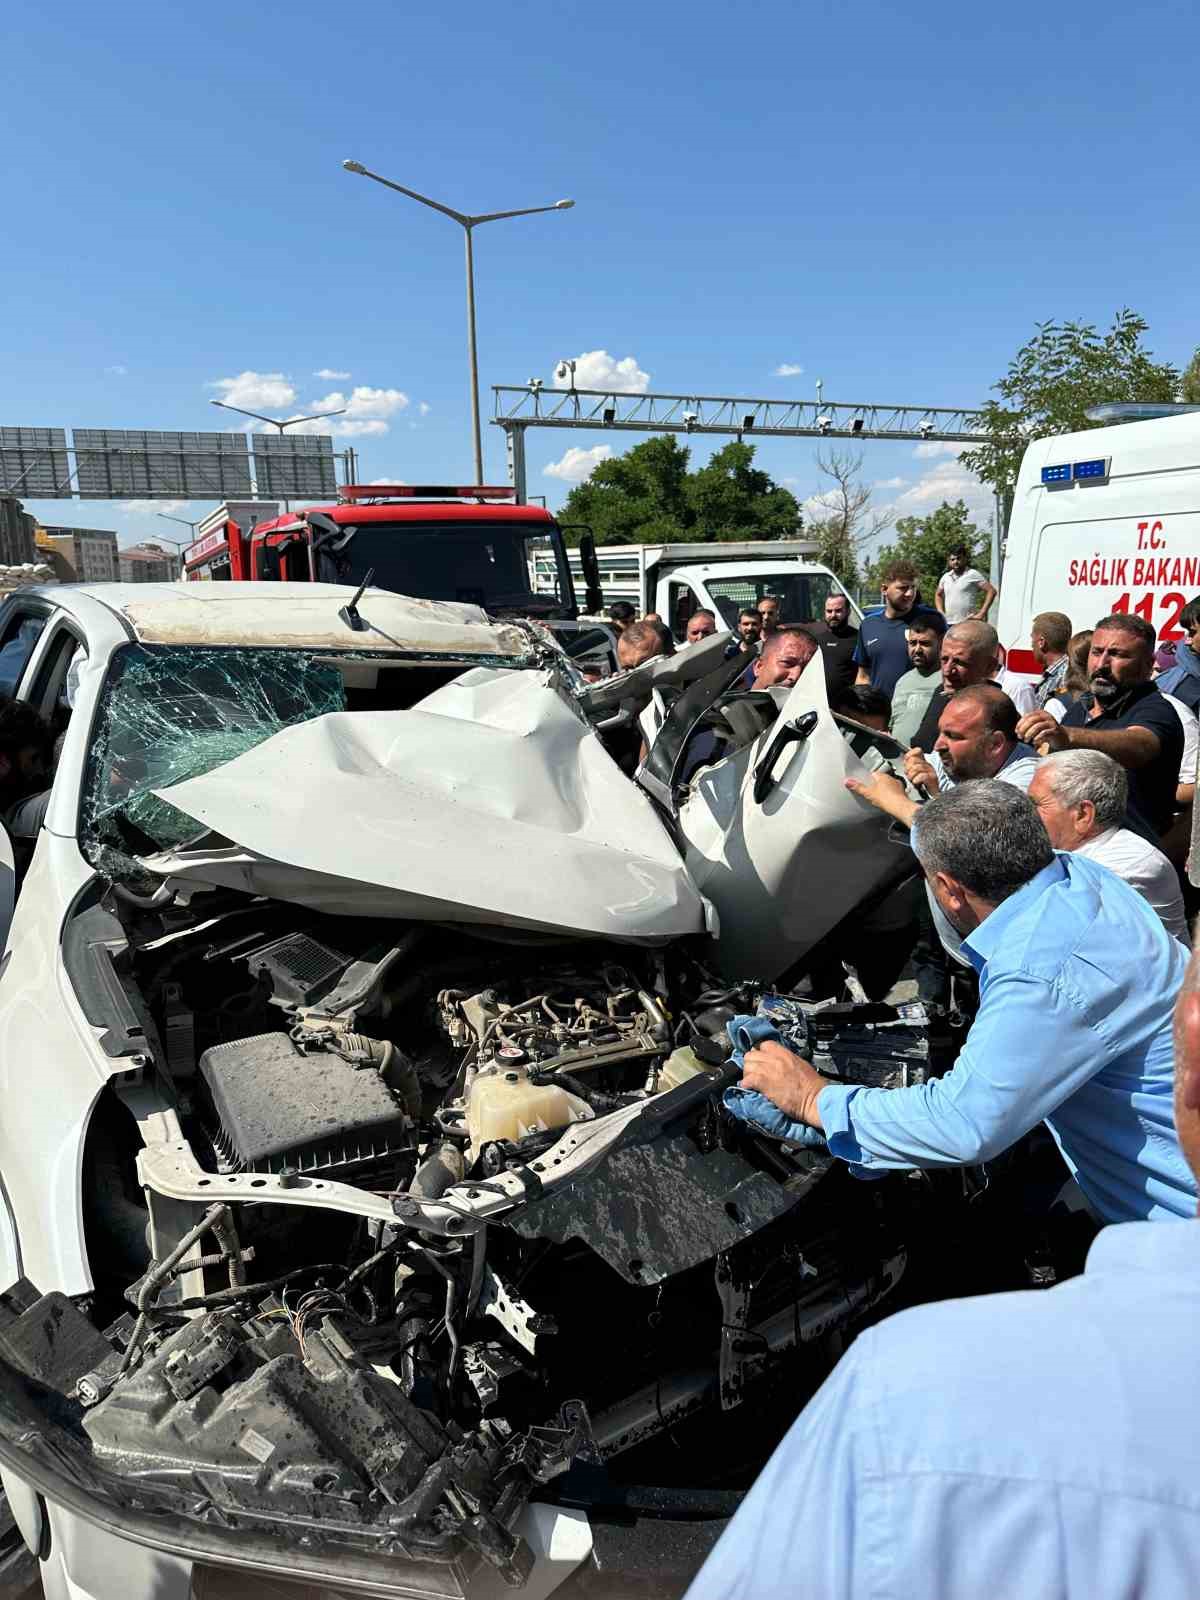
[0,830,111,1295]
[678,659,913,978]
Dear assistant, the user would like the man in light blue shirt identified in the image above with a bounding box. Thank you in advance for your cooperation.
[739,780,1195,1223]
[686,860,1200,1600]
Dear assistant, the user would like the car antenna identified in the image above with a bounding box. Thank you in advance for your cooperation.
[339,569,375,632]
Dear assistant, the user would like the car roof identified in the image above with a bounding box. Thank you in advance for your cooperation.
[13,583,535,659]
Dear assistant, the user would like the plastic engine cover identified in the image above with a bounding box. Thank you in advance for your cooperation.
[199,1032,410,1173]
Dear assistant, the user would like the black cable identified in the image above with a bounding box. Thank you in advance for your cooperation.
[165,1261,345,1312]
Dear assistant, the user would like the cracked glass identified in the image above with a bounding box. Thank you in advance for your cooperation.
[80,644,346,874]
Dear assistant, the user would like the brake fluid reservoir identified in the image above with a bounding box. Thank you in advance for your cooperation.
[465,1067,592,1156]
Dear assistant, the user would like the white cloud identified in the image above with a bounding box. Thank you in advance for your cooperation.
[418,402,431,416]
[105,363,128,376]
[284,384,410,438]
[800,489,844,519]
[210,371,411,438]
[912,440,966,460]
[876,459,992,524]
[119,499,196,516]
[873,476,907,489]
[313,368,351,380]
[553,350,650,393]
[544,444,612,483]
[210,370,298,411]
[773,362,804,377]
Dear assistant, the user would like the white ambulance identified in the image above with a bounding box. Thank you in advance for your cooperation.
[996,406,1200,682]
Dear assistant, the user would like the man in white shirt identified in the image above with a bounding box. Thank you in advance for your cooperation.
[1028,749,1187,941]
[1159,691,1199,806]
[935,545,997,625]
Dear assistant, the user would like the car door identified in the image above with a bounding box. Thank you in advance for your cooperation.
[648,659,916,981]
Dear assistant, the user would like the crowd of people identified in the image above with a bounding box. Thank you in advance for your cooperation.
[0,571,1187,1595]
[604,554,1200,1600]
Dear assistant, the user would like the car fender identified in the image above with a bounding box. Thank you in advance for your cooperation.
[0,833,111,1297]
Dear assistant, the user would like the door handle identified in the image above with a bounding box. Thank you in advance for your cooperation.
[753,710,819,804]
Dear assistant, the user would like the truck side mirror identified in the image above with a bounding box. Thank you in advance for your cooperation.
[577,531,603,616]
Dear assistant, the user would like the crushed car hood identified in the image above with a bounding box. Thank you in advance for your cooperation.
[143,667,711,943]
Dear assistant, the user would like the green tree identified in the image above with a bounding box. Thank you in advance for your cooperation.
[561,437,799,546]
[561,436,691,546]
[1182,347,1200,404]
[960,309,1179,507]
[867,501,987,603]
[685,441,800,542]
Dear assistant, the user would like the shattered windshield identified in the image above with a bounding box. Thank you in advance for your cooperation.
[80,645,347,872]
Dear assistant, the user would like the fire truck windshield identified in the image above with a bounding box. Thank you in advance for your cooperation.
[326,520,568,615]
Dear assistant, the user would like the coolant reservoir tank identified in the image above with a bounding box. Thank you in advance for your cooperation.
[465,1066,592,1156]
[659,1044,717,1091]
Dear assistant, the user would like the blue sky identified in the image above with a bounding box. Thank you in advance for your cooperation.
[3,0,1197,551]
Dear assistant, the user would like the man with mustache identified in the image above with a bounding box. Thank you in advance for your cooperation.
[1018,613,1183,838]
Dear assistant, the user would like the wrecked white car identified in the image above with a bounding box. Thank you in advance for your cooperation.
[0,583,927,1599]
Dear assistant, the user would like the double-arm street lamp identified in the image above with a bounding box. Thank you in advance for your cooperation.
[152,513,205,575]
[209,400,347,436]
[155,512,203,555]
[341,160,574,485]
[209,400,348,511]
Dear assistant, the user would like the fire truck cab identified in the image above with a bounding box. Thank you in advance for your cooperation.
[184,486,598,623]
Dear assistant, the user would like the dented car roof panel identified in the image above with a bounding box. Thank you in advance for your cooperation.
[109,582,534,657]
[147,669,709,941]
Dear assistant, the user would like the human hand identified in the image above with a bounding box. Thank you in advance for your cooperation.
[741,1041,826,1128]
[844,768,916,824]
[902,746,939,793]
[1016,710,1068,754]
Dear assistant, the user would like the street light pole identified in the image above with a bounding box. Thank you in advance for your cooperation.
[464,224,482,486]
[209,401,347,512]
[342,160,574,485]
[156,514,201,541]
[152,515,201,577]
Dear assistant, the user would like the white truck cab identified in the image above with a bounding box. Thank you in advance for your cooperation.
[997,410,1200,680]
[554,540,857,637]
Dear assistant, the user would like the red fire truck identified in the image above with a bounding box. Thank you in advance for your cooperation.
[182,485,601,623]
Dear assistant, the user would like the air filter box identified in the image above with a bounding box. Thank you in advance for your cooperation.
[199,1033,410,1174]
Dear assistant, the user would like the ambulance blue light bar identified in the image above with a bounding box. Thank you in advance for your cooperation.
[1041,457,1111,486]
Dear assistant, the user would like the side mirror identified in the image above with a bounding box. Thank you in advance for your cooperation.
[577,530,604,616]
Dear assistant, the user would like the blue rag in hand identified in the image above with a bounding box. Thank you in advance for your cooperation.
[722,1013,828,1148]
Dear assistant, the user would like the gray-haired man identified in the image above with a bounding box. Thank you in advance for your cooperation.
[1028,750,1186,941]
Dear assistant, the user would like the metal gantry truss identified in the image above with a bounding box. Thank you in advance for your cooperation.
[492,384,992,500]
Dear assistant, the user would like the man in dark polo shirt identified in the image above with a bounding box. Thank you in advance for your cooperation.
[1018,612,1182,838]
[853,559,946,699]
[810,591,859,698]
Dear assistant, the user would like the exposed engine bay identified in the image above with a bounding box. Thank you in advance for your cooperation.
[2,891,933,1592]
